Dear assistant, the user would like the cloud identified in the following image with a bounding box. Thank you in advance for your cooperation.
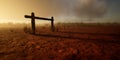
[37,0,108,18]
[43,0,108,18]
[76,0,108,18]
[44,0,77,16]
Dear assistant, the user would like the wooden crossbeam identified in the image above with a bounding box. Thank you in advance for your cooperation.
[25,15,53,21]
[24,12,55,34]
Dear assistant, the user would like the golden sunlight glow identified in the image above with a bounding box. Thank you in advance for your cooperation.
[0,0,50,23]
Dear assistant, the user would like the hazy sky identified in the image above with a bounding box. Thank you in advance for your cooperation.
[0,0,120,23]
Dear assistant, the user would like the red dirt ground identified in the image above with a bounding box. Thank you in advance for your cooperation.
[0,23,120,60]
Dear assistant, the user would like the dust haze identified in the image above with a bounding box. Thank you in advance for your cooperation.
[40,0,108,18]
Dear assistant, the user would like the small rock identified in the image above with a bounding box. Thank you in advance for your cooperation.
[36,45,40,49]
[58,49,63,53]
[27,41,36,45]
[69,48,78,54]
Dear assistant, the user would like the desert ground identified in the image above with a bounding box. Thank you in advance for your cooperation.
[0,23,120,60]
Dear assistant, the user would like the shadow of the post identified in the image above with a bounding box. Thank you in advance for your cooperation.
[29,31,120,44]
[59,31,120,36]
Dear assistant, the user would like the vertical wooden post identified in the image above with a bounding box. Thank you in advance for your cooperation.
[51,16,55,32]
[25,12,55,33]
[31,12,35,34]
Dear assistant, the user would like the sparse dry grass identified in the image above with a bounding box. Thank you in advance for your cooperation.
[0,23,120,60]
